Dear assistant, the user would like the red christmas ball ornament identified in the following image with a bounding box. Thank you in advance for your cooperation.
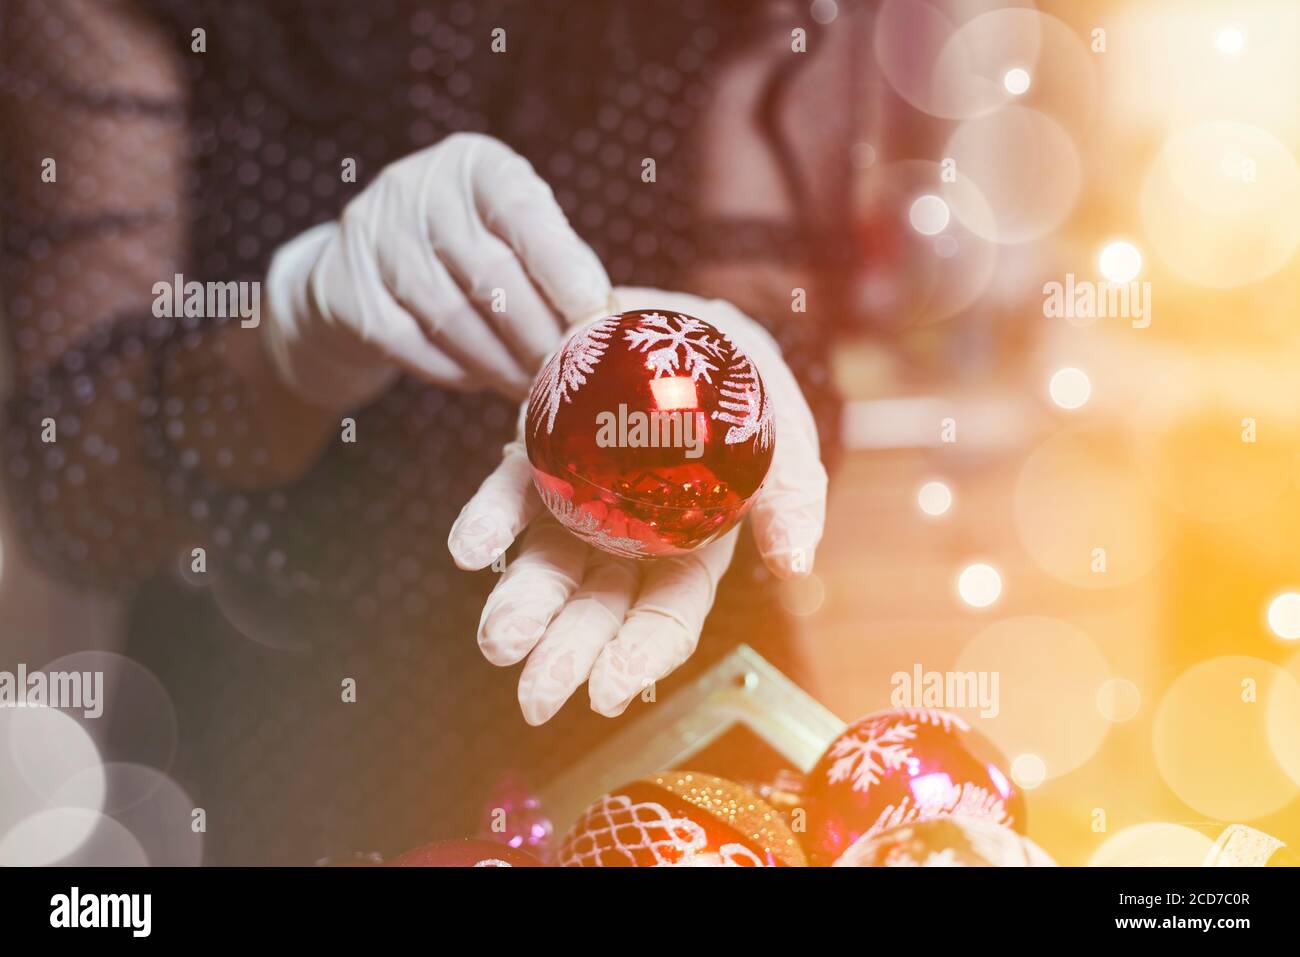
[833,816,1055,867]
[526,310,775,559]
[803,708,1024,865]
[387,838,543,868]
[558,771,806,867]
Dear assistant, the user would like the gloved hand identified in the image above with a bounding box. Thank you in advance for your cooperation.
[448,287,828,725]
[261,133,611,411]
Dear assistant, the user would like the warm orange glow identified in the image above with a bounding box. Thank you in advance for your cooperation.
[807,0,1300,866]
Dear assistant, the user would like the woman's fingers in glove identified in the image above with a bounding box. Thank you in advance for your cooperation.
[469,136,611,324]
[691,293,828,580]
[516,552,640,726]
[749,419,828,579]
[453,242,569,374]
[587,528,739,718]
[268,134,609,408]
[415,134,610,384]
[475,514,588,667]
[292,224,476,399]
[382,244,535,397]
[447,429,539,570]
[427,202,568,382]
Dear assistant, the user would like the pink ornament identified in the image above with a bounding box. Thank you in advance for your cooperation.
[803,708,1024,865]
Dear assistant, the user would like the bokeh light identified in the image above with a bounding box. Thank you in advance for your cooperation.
[1215,26,1246,57]
[1088,823,1215,867]
[1268,647,1300,788]
[957,562,1001,607]
[873,3,1094,126]
[1014,428,1162,589]
[1266,592,1300,640]
[1140,121,1300,288]
[917,480,953,516]
[1153,656,1300,820]
[850,142,876,169]
[810,0,838,26]
[1096,678,1141,723]
[1111,5,1297,141]
[0,707,105,864]
[1002,67,1031,96]
[908,194,951,236]
[855,159,999,325]
[1048,367,1091,410]
[51,763,204,867]
[0,809,148,866]
[955,616,1111,779]
[1011,753,1046,789]
[1098,240,1143,283]
[211,574,313,650]
[949,7,1097,129]
[42,651,179,772]
[944,106,1081,244]
[872,0,1004,120]
[778,573,826,618]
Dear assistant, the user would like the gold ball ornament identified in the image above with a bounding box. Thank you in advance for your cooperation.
[833,816,1056,867]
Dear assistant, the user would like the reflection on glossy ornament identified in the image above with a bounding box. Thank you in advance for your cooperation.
[387,838,543,867]
[526,311,774,559]
[476,772,553,854]
[834,815,1055,867]
[803,708,1024,865]
[559,771,805,867]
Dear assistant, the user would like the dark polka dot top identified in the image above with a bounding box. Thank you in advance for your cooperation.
[0,0,862,863]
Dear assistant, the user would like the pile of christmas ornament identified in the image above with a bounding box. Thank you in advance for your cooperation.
[388,707,1055,867]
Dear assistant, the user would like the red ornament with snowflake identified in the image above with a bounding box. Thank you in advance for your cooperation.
[525,310,774,559]
[558,771,806,867]
[802,708,1025,865]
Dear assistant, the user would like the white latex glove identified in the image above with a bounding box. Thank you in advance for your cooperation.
[261,133,611,410]
[448,287,829,725]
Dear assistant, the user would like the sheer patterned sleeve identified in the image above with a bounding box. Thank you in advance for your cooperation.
[0,0,192,586]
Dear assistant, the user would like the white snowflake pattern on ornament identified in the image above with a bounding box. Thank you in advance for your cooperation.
[712,352,774,451]
[825,719,920,794]
[623,312,726,383]
[866,782,1011,838]
[529,315,620,436]
[824,709,969,794]
[895,708,971,732]
[535,484,645,557]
